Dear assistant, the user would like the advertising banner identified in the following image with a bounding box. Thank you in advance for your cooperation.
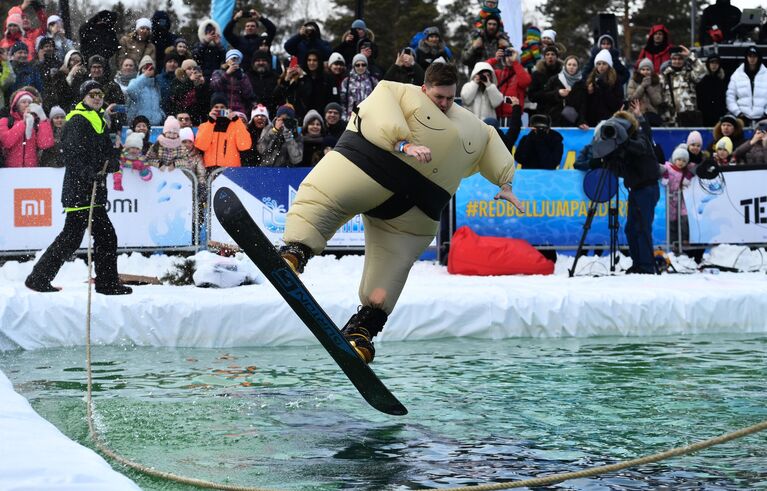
[455,169,667,247]
[683,169,767,244]
[0,168,194,252]
[209,168,367,248]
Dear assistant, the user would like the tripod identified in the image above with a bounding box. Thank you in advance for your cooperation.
[568,164,621,277]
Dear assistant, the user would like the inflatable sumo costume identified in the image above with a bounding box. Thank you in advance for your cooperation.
[282,78,517,362]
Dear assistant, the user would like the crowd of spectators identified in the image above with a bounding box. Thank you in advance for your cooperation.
[0,0,765,184]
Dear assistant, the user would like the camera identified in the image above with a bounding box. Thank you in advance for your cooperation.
[478,73,488,83]
[591,118,631,159]
[219,109,229,118]
[283,117,297,131]
[401,47,414,56]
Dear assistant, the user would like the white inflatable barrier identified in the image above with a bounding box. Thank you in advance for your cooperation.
[0,168,196,254]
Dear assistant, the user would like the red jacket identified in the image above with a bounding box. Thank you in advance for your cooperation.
[0,90,54,167]
[487,58,532,118]
[636,25,673,74]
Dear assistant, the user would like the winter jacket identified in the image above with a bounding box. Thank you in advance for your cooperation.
[612,112,662,189]
[118,31,156,67]
[38,125,64,167]
[661,54,706,124]
[382,62,424,86]
[528,59,563,113]
[733,140,767,166]
[636,25,673,74]
[240,122,267,166]
[9,60,42,93]
[339,71,377,119]
[696,67,728,126]
[582,35,629,86]
[661,162,693,218]
[0,106,54,167]
[699,0,742,45]
[146,141,200,173]
[461,29,510,71]
[627,74,664,116]
[151,11,178,68]
[726,64,767,121]
[514,129,564,170]
[415,38,452,70]
[297,62,338,116]
[0,60,15,108]
[332,29,369,66]
[256,122,303,167]
[540,73,588,127]
[169,73,211,125]
[78,11,119,63]
[707,118,746,153]
[223,15,276,69]
[125,74,165,125]
[248,69,279,116]
[3,6,45,60]
[283,23,332,64]
[60,102,121,207]
[584,69,624,126]
[210,67,255,114]
[192,20,225,78]
[487,58,532,117]
[194,116,252,167]
[460,61,504,121]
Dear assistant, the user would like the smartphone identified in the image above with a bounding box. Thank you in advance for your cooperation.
[504,96,514,104]
[289,56,299,68]
[219,109,229,118]
[113,104,126,114]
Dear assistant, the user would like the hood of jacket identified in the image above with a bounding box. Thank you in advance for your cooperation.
[197,19,221,43]
[470,61,499,84]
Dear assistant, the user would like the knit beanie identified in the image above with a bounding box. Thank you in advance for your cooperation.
[88,54,106,67]
[6,13,23,31]
[47,15,62,26]
[250,104,270,122]
[328,52,345,66]
[352,53,367,66]
[275,104,296,120]
[179,127,195,142]
[225,49,243,62]
[638,58,654,71]
[541,29,556,42]
[163,116,180,134]
[124,131,145,149]
[79,79,102,98]
[324,102,343,114]
[594,49,613,67]
[686,130,703,146]
[138,55,155,71]
[136,18,152,30]
[210,93,227,107]
[9,41,27,56]
[716,137,733,154]
[351,19,366,30]
[49,105,66,119]
[302,109,323,127]
[542,45,558,56]
[671,145,689,163]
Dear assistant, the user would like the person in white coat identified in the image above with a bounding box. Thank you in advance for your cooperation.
[460,61,503,120]
[726,46,767,127]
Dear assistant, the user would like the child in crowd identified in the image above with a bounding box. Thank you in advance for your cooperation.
[177,126,206,186]
[712,136,734,166]
[39,105,66,167]
[146,116,194,171]
[661,145,694,244]
[685,130,708,165]
[114,131,152,191]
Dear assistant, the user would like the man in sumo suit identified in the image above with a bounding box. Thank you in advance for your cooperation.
[279,62,522,363]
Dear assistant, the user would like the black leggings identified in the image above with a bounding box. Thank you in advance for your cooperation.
[29,207,119,287]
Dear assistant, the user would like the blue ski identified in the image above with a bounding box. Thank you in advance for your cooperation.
[213,187,407,416]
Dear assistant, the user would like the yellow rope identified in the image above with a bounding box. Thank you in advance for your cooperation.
[80,167,767,491]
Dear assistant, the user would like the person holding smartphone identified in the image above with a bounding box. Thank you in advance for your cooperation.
[382,47,424,86]
[733,119,767,165]
[488,46,531,126]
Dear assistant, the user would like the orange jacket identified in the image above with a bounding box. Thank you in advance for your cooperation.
[194,116,252,168]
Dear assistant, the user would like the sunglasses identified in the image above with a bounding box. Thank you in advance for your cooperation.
[87,91,105,98]
[354,63,367,67]
[177,116,191,121]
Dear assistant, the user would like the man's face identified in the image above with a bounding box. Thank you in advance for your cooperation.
[325,109,340,125]
[427,34,440,45]
[653,31,665,44]
[137,26,151,41]
[354,28,366,38]
[421,83,456,113]
[544,51,557,64]
[165,58,179,72]
[720,122,734,135]
[176,43,188,55]
[486,20,498,35]
[12,49,27,61]
[244,21,257,35]
[747,53,759,68]
[176,113,192,127]
[360,46,373,59]
[212,103,227,116]
[121,58,136,74]
[253,58,269,73]
[90,64,104,78]
[39,44,54,59]
[600,39,612,50]
[670,55,684,68]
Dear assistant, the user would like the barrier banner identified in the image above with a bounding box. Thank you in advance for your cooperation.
[683,168,767,244]
[455,169,667,247]
[209,168,367,248]
[0,168,194,252]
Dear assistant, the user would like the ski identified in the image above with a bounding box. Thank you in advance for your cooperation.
[213,187,407,416]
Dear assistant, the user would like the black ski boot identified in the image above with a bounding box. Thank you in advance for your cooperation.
[279,242,313,274]
[340,306,388,364]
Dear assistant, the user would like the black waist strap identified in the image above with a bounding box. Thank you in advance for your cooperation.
[334,130,450,221]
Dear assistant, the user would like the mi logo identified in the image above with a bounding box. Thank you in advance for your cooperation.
[14,188,52,227]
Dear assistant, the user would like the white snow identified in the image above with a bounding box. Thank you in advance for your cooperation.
[2,246,767,490]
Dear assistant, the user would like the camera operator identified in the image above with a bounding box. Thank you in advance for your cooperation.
[257,103,303,166]
[591,101,661,274]
[460,61,503,120]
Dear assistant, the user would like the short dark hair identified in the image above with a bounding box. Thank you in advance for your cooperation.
[424,62,458,87]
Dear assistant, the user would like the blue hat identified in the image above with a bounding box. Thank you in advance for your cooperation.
[225,49,243,62]
[351,19,366,30]
[275,104,295,120]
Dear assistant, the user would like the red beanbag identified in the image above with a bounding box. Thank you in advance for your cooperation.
[447,226,555,276]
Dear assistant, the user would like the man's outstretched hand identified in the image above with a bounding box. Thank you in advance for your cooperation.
[494,183,524,212]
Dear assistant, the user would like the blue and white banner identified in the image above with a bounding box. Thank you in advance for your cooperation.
[683,169,767,244]
[455,170,667,247]
[0,168,194,252]
[209,168,367,248]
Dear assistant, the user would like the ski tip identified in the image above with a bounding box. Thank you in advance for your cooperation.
[214,187,236,207]
[387,405,408,416]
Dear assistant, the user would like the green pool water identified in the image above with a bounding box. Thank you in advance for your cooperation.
[2,335,767,490]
